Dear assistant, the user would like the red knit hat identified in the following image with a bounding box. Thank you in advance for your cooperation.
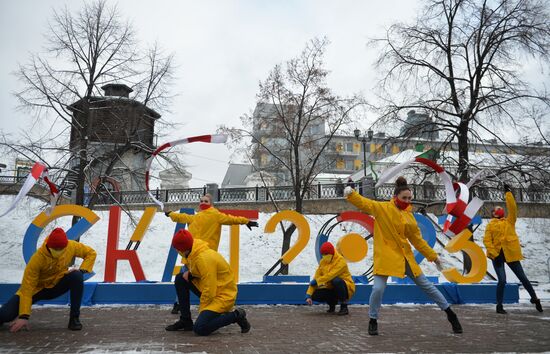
[172,229,194,252]
[46,228,68,249]
[320,242,335,255]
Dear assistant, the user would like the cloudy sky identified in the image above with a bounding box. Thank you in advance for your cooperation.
[1,0,545,187]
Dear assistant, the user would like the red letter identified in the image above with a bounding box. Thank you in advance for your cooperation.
[104,206,147,282]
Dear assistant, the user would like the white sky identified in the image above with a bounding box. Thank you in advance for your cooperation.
[0,1,546,186]
[0,0,424,186]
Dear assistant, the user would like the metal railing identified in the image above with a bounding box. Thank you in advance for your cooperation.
[2,175,549,206]
[85,183,550,206]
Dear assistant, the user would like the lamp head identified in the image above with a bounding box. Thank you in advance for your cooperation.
[354,128,360,139]
[367,129,374,140]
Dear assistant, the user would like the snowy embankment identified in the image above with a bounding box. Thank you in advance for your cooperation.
[0,196,549,301]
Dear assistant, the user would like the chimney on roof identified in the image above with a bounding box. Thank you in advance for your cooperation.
[101,83,133,98]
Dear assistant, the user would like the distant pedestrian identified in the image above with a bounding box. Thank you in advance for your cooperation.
[344,176,463,335]
[305,242,355,315]
[346,177,355,189]
[483,184,543,314]
[165,230,251,335]
[335,178,344,197]
[0,228,96,332]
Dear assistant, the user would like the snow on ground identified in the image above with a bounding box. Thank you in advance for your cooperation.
[1,195,549,301]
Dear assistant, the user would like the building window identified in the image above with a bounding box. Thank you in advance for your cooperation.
[345,160,354,171]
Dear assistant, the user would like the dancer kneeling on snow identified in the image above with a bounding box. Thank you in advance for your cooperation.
[305,242,355,315]
[165,229,251,335]
[344,177,462,335]
[0,228,96,332]
[165,193,258,314]
[483,184,543,314]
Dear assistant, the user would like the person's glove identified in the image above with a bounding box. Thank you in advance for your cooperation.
[344,186,354,197]
[503,183,512,193]
[79,269,88,274]
[310,279,317,286]
[164,211,173,217]
[246,221,259,231]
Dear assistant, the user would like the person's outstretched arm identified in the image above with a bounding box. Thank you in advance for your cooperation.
[344,187,381,217]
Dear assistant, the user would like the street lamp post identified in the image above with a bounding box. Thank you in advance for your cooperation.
[354,128,374,180]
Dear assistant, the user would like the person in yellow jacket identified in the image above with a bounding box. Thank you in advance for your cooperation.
[0,228,96,332]
[483,184,542,314]
[165,193,258,314]
[344,176,462,335]
[305,242,355,315]
[165,229,251,336]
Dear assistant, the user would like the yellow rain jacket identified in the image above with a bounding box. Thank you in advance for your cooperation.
[169,207,250,251]
[16,240,96,317]
[346,190,437,278]
[306,251,355,300]
[483,191,523,262]
[184,238,237,313]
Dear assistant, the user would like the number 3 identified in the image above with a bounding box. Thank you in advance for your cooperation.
[441,228,487,283]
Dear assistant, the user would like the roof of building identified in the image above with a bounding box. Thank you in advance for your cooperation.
[221,163,254,187]
[67,96,161,119]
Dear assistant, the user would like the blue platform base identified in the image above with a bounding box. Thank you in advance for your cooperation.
[0,282,518,306]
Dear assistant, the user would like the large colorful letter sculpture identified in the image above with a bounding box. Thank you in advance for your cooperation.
[22,204,100,280]
[441,228,487,283]
[104,206,156,282]
[264,210,311,267]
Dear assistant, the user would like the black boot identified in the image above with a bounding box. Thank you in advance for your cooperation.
[496,304,507,314]
[234,308,251,333]
[68,316,82,331]
[368,318,378,335]
[171,302,180,314]
[445,307,463,334]
[337,303,349,316]
[165,318,193,331]
[327,304,336,313]
[531,298,543,313]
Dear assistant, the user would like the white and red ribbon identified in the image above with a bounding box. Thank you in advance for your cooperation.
[374,155,484,237]
[145,134,228,209]
[0,162,59,217]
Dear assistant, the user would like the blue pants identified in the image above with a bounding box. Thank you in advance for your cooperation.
[193,310,238,336]
[174,272,201,322]
[311,277,349,305]
[0,271,84,325]
[369,262,449,319]
[173,273,238,336]
[492,250,537,305]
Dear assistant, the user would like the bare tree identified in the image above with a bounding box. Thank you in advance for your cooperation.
[10,0,176,220]
[221,37,363,273]
[372,0,550,182]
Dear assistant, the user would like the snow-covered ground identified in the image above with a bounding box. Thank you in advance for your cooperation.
[1,196,549,301]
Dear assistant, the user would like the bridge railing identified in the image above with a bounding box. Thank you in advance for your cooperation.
[83,183,550,206]
[2,175,549,206]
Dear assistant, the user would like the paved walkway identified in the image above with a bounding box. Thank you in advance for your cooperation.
[0,302,549,353]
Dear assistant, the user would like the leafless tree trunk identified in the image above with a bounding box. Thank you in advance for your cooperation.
[11,0,177,224]
[221,37,364,274]
[371,0,550,182]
